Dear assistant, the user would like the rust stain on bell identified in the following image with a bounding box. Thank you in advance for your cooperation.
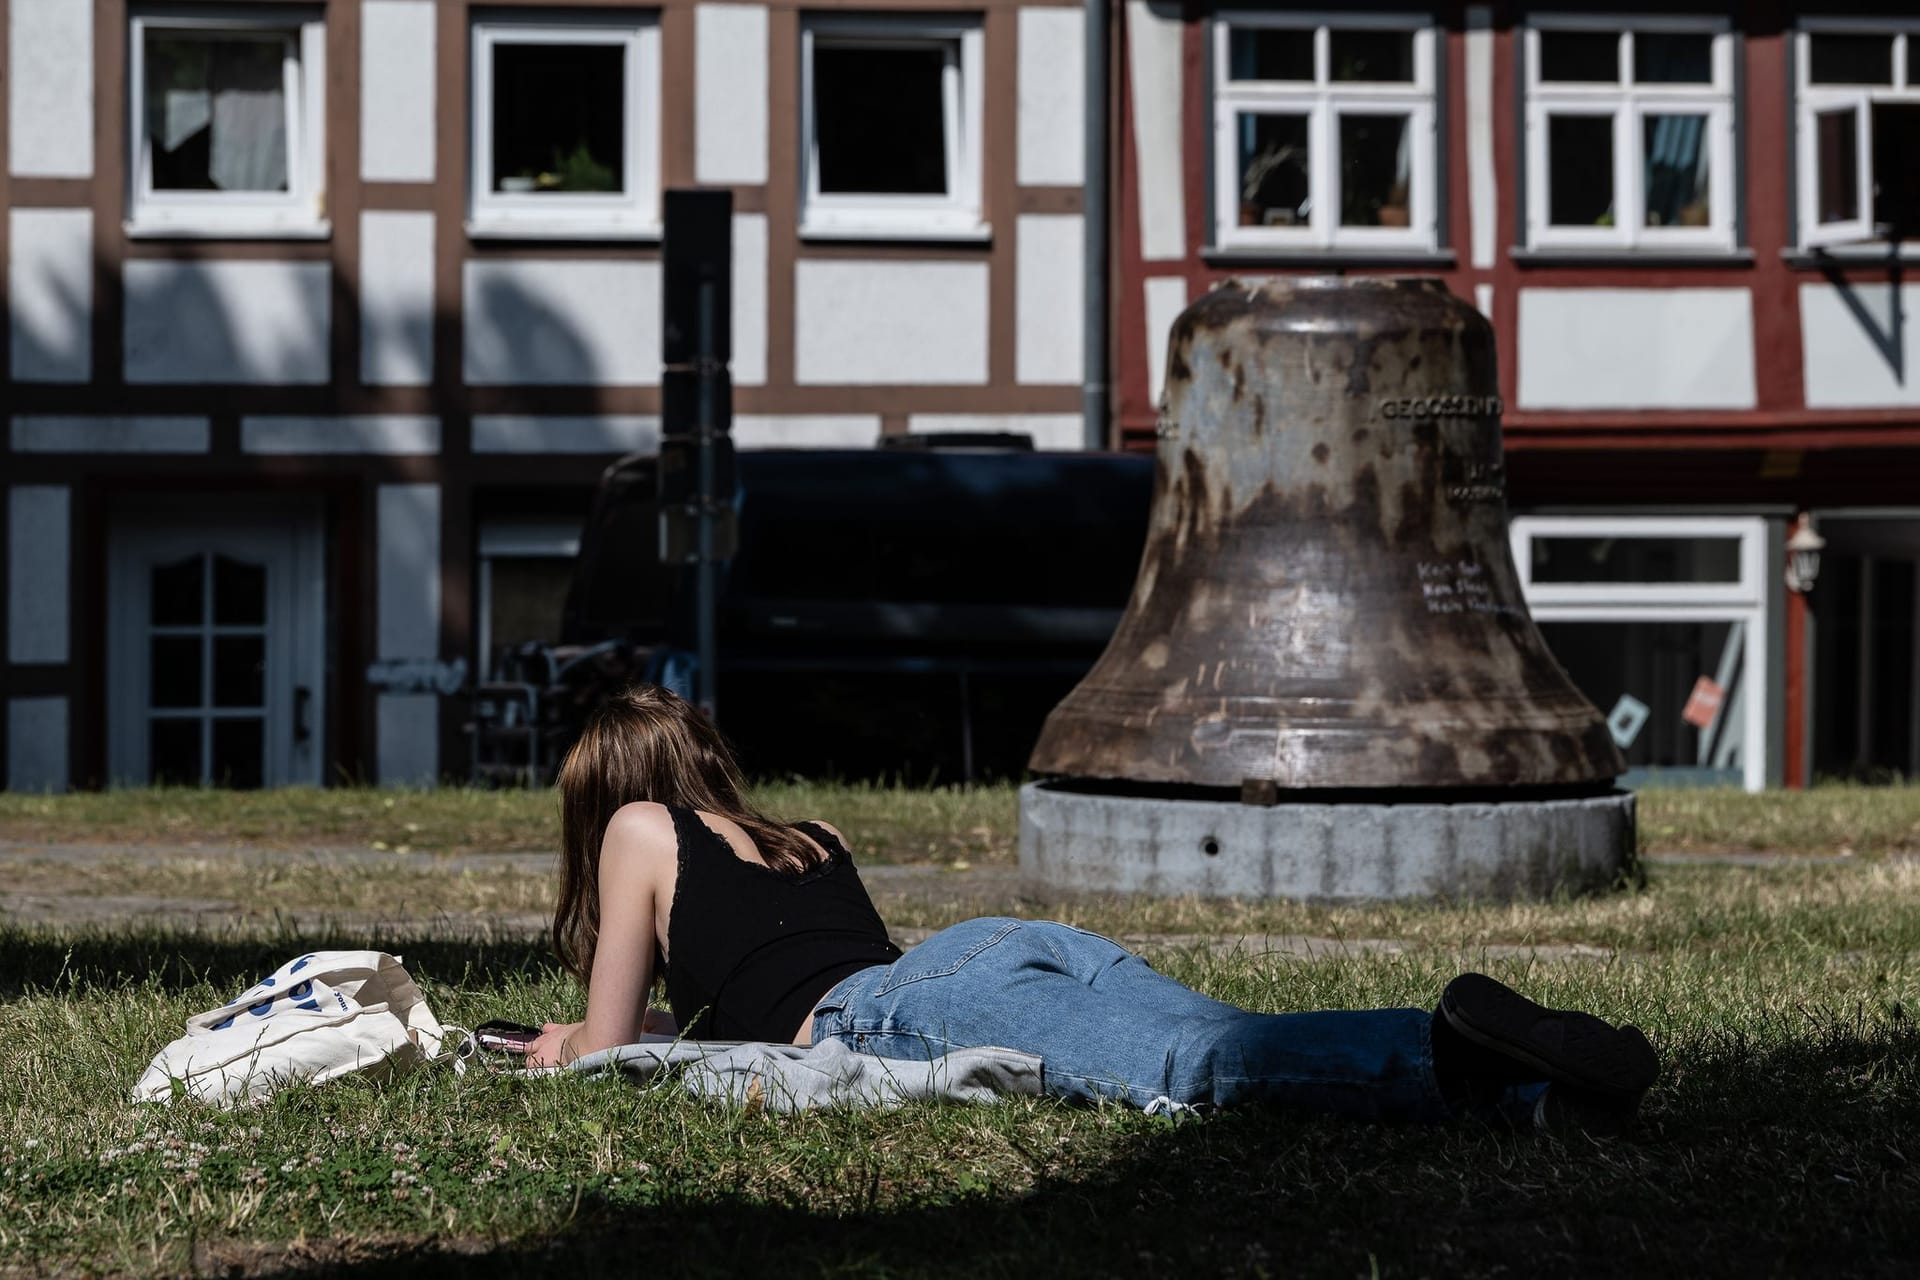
[1030,276,1624,791]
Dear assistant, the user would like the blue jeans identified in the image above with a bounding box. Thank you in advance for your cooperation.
[810,917,1457,1120]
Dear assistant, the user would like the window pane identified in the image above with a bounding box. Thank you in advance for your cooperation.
[1330,30,1414,83]
[211,718,265,789]
[1235,113,1311,228]
[144,34,289,192]
[1227,27,1312,82]
[1634,32,1713,83]
[151,635,203,709]
[1530,536,1742,584]
[1539,30,1620,82]
[213,555,266,625]
[1872,103,1920,236]
[213,635,265,708]
[1816,107,1859,225]
[152,555,204,626]
[1546,115,1615,226]
[814,44,950,196]
[1643,114,1712,228]
[487,557,577,674]
[491,43,626,193]
[1538,619,1742,778]
[150,718,202,786]
[1339,114,1412,227]
[1808,33,1894,85]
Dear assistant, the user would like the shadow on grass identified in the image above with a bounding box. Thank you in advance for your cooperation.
[0,926,555,1001]
[218,1022,1919,1280]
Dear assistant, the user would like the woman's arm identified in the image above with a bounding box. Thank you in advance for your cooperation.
[527,803,672,1066]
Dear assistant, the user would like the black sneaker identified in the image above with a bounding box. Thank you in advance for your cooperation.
[1531,1082,1646,1137]
[1439,972,1659,1101]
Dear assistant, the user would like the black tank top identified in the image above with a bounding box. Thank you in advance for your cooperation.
[662,804,902,1042]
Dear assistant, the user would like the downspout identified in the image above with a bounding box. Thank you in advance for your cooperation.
[1082,0,1111,451]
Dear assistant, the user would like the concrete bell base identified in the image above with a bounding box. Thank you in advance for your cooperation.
[1018,781,1637,902]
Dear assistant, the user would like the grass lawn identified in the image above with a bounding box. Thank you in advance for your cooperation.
[3,780,1919,861]
[2,856,1916,1277]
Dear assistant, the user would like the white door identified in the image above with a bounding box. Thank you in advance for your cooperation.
[107,508,325,787]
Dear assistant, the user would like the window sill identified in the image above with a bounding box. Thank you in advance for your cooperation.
[465,220,662,244]
[798,221,992,246]
[124,219,332,242]
[1781,244,1920,268]
[1509,246,1754,267]
[1200,245,1454,268]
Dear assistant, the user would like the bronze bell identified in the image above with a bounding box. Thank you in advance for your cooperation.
[1030,277,1624,794]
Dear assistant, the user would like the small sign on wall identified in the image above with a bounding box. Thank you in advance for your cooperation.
[1681,677,1724,730]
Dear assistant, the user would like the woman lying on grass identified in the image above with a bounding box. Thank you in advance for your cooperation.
[528,684,1658,1130]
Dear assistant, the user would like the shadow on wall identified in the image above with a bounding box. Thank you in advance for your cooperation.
[1822,248,1906,386]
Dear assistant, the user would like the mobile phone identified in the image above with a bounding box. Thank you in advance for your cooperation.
[473,1020,542,1055]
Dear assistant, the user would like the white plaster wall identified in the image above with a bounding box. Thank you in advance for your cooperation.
[7,697,68,793]
[377,694,439,787]
[1517,288,1756,410]
[361,0,437,183]
[908,414,1082,450]
[1018,9,1084,187]
[794,261,989,385]
[696,5,768,186]
[1016,214,1083,385]
[1465,8,1497,270]
[1144,276,1188,406]
[11,417,208,453]
[731,415,881,448]
[1800,283,1920,408]
[1127,1,1185,261]
[360,211,435,386]
[242,416,440,454]
[1475,283,1494,320]
[463,260,661,385]
[471,415,661,454]
[9,0,92,178]
[8,485,69,664]
[378,484,440,662]
[732,213,768,386]
[9,209,92,383]
[124,261,331,384]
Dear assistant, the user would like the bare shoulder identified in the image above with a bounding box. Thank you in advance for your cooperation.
[599,801,679,870]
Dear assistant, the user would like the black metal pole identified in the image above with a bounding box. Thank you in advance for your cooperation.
[695,278,719,720]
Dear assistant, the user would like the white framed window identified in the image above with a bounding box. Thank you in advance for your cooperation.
[1523,16,1736,251]
[476,520,583,677]
[469,15,660,239]
[799,16,986,241]
[127,6,327,238]
[1211,13,1438,253]
[1511,515,1769,792]
[1795,20,1920,250]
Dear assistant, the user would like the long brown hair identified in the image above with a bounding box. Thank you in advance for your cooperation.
[551,683,825,984]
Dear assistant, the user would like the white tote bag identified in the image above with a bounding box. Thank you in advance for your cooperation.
[133,950,454,1107]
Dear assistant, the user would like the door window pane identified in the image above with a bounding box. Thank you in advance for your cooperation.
[1633,32,1713,84]
[210,718,265,789]
[213,635,265,707]
[1227,27,1312,82]
[1330,29,1414,83]
[143,34,290,192]
[213,555,267,625]
[1643,114,1712,228]
[813,44,950,195]
[1547,115,1615,226]
[150,718,202,785]
[152,555,204,626]
[1816,107,1860,225]
[1540,31,1619,82]
[491,43,626,193]
[1339,114,1412,226]
[151,636,203,709]
[1539,619,1743,778]
[1530,536,1742,584]
[1237,113,1311,227]
[1808,33,1895,85]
